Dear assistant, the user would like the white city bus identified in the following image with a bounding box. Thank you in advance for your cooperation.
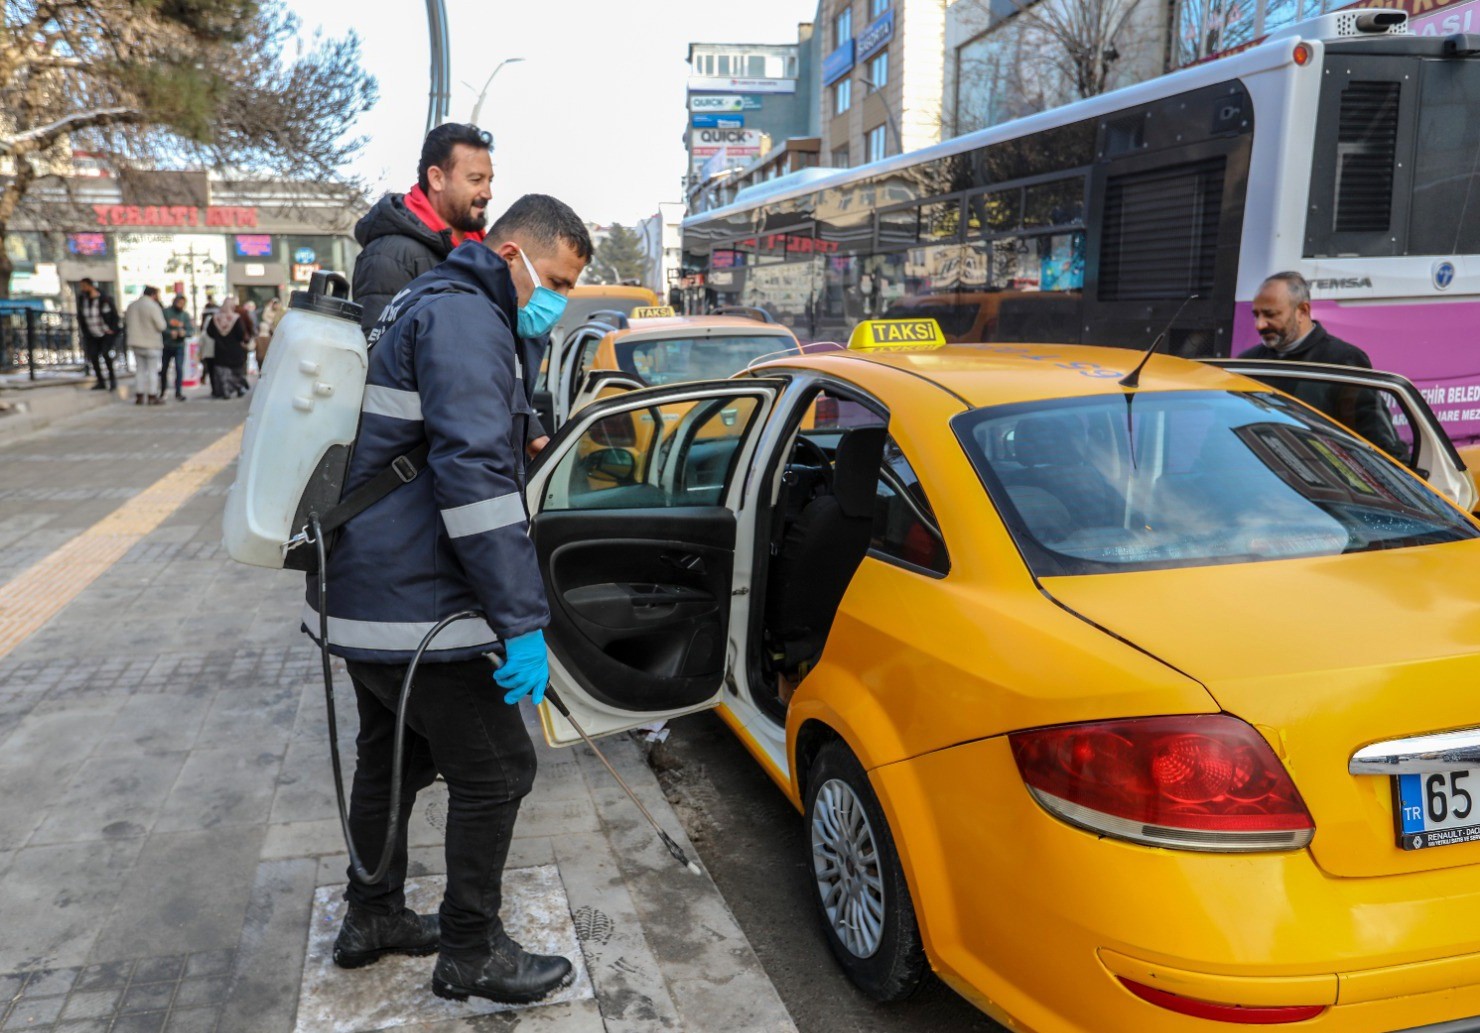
[682,10,1480,443]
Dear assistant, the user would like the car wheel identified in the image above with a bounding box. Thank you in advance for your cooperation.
[804,739,929,1001]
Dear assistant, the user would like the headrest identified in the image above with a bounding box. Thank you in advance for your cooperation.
[832,426,887,520]
[1013,415,1086,467]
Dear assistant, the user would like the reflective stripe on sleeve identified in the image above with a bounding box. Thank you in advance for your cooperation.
[362,385,423,421]
[301,603,498,652]
[440,493,525,539]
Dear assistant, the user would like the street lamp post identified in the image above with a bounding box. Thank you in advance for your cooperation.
[468,57,525,129]
[856,74,900,159]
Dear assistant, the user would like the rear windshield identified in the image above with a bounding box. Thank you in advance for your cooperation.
[953,390,1478,575]
[616,334,795,386]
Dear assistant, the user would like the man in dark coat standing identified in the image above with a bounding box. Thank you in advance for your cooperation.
[77,278,121,391]
[351,122,495,338]
[1240,270,1403,455]
[312,195,591,1005]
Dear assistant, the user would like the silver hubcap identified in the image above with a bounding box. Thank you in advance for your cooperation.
[811,777,886,959]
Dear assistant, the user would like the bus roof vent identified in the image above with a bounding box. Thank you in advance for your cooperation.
[1264,8,1409,45]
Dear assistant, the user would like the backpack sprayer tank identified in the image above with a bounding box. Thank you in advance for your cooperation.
[223,272,365,569]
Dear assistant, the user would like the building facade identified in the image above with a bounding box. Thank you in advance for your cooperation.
[5,169,361,319]
[635,202,687,300]
[815,0,947,169]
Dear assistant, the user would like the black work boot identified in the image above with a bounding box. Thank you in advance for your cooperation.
[430,934,574,1004]
[332,906,439,969]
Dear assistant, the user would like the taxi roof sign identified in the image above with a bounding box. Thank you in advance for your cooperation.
[848,318,948,353]
[631,305,676,319]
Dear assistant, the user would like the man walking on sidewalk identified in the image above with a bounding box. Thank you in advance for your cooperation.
[77,278,120,391]
[307,195,590,1005]
[124,286,167,406]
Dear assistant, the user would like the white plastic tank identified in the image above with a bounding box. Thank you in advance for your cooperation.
[223,272,366,569]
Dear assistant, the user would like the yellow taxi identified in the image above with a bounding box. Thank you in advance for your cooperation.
[540,305,803,431]
[526,318,1480,1032]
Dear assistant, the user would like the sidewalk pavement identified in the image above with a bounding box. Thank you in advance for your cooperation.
[0,389,798,1033]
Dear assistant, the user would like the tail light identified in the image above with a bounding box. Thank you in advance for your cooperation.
[1009,715,1314,852]
[1121,979,1327,1024]
[589,413,637,447]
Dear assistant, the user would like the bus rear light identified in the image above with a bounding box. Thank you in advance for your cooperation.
[1293,42,1313,65]
[1009,715,1315,852]
[1121,979,1328,1024]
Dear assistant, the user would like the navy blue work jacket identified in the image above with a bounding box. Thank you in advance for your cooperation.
[302,241,548,663]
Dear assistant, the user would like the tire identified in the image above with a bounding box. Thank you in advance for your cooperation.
[803,739,929,1001]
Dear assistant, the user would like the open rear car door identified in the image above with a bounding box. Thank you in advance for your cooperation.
[526,379,784,746]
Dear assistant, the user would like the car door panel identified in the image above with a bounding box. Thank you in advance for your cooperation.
[533,507,735,711]
[1207,359,1478,511]
[570,369,645,419]
[527,379,784,745]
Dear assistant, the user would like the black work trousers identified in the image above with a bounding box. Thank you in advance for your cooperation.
[83,335,116,386]
[343,656,537,958]
[159,344,184,397]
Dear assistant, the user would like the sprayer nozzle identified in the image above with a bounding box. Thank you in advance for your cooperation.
[687,861,703,876]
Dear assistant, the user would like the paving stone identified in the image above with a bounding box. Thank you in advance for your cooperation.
[91,827,266,960]
[55,1018,113,1032]
[21,966,80,997]
[119,980,176,1013]
[113,1011,169,1033]
[0,839,145,971]
[28,750,188,845]
[59,987,123,1019]
[73,961,132,992]
[164,1007,221,1033]
[1,991,65,1028]
[182,951,234,980]
[216,858,318,1033]
[172,975,229,1010]
[153,745,284,833]
[130,957,185,985]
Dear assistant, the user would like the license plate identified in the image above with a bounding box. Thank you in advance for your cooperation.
[1396,770,1480,849]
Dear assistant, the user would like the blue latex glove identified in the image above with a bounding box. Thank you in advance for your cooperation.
[494,629,549,705]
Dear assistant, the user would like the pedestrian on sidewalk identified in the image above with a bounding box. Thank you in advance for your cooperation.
[161,295,191,401]
[199,292,223,398]
[124,286,167,406]
[309,195,591,1005]
[254,296,282,370]
[206,298,250,398]
[351,122,495,339]
[77,278,120,392]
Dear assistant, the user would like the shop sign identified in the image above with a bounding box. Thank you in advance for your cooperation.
[689,129,768,175]
[245,263,267,278]
[692,114,745,129]
[858,9,894,60]
[92,204,258,228]
[822,39,856,86]
[292,262,321,283]
[686,76,795,95]
[293,246,317,264]
[689,94,764,112]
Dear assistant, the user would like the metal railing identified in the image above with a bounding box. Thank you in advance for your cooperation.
[0,310,86,378]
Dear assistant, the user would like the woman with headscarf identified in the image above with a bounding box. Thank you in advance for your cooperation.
[206,297,251,398]
[254,297,283,370]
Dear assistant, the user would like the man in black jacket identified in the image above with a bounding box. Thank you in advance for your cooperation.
[77,278,120,391]
[351,122,495,337]
[1240,270,1403,455]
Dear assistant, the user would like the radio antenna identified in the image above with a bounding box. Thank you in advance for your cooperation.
[1119,294,1198,390]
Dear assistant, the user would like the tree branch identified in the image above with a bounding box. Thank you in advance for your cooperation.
[0,105,142,154]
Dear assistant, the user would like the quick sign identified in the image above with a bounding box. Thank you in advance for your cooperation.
[690,94,763,112]
[691,114,745,129]
[858,9,894,59]
[822,39,856,86]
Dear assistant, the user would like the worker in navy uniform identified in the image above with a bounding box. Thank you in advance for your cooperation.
[1240,270,1404,456]
[305,194,591,1004]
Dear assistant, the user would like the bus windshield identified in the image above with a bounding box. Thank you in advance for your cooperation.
[953,390,1478,575]
[615,334,796,386]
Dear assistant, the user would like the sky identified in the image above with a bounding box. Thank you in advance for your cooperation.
[283,0,817,227]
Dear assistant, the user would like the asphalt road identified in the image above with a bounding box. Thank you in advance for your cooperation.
[649,710,1007,1033]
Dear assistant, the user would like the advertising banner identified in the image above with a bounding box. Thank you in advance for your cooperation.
[822,39,856,86]
[691,114,745,129]
[689,129,768,176]
[689,94,764,112]
[858,9,894,60]
[686,76,795,95]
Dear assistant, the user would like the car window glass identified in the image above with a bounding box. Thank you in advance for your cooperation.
[1235,372,1417,468]
[542,393,763,512]
[872,437,949,575]
[954,390,1478,575]
[616,334,795,386]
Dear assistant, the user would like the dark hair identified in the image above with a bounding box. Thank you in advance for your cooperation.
[417,122,493,193]
[1262,270,1311,307]
[142,285,159,298]
[79,277,94,287]
[488,194,593,262]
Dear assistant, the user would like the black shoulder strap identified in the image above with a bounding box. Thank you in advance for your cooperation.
[314,441,431,537]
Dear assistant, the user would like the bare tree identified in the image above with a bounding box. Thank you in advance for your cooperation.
[1013,0,1144,100]
[0,0,377,296]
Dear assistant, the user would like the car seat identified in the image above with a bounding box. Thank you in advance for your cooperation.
[764,426,887,673]
[1002,415,1122,531]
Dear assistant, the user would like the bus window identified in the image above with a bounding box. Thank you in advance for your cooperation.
[1411,60,1480,255]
